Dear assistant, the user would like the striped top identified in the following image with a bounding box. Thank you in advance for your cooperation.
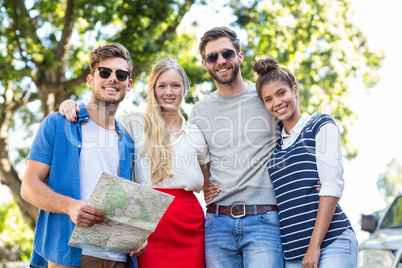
[268,114,352,261]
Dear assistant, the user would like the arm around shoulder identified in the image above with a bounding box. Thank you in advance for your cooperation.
[59,99,81,123]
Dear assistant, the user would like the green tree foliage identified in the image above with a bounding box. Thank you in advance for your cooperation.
[228,0,384,158]
[378,159,402,203]
[0,0,384,258]
[0,0,198,231]
[0,200,33,261]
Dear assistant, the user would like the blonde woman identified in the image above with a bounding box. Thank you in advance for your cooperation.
[60,58,210,268]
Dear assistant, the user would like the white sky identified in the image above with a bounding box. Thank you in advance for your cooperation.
[340,0,402,241]
[1,0,401,243]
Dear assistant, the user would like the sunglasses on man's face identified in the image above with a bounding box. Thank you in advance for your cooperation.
[205,49,237,65]
[91,67,131,82]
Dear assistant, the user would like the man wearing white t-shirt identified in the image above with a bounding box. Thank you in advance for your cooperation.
[21,43,145,268]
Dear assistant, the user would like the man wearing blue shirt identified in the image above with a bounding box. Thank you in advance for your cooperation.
[21,43,145,268]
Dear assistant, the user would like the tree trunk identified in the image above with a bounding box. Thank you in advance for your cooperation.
[0,245,19,261]
[0,86,39,229]
[37,78,78,117]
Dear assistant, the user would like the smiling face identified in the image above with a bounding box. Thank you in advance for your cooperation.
[261,79,302,131]
[154,69,184,112]
[88,57,132,105]
[201,37,243,85]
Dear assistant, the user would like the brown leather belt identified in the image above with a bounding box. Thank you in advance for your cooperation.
[206,203,278,218]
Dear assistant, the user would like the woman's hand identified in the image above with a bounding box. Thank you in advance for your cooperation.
[59,99,80,123]
[129,240,148,257]
[303,196,339,268]
[302,245,320,268]
[203,183,220,203]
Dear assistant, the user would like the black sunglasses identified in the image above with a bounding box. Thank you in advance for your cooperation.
[91,67,130,82]
[205,49,237,65]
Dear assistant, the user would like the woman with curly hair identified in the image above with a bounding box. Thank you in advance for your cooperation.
[253,57,358,268]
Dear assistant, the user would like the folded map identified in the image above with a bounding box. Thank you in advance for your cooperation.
[68,172,174,254]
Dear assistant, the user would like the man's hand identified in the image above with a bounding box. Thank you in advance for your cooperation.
[129,240,148,257]
[203,183,220,203]
[67,200,106,227]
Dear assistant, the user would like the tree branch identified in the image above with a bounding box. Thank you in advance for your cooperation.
[5,0,42,52]
[65,69,90,89]
[54,0,75,77]
[158,0,195,43]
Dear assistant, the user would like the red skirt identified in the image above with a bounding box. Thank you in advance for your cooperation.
[136,188,205,268]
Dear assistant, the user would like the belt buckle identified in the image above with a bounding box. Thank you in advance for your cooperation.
[230,203,246,218]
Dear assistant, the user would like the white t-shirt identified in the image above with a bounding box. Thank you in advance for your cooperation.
[79,119,126,262]
[119,112,209,192]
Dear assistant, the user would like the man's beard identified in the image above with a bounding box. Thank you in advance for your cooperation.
[208,62,240,85]
[92,82,125,107]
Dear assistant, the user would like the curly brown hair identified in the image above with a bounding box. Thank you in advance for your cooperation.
[253,57,297,100]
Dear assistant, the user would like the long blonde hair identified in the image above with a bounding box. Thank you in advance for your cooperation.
[143,58,190,184]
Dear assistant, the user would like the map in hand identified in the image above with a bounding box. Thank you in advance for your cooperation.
[68,172,174,254]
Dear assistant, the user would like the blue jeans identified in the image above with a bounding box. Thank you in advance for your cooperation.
[205,210,284,268]
[285,229,358,268]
